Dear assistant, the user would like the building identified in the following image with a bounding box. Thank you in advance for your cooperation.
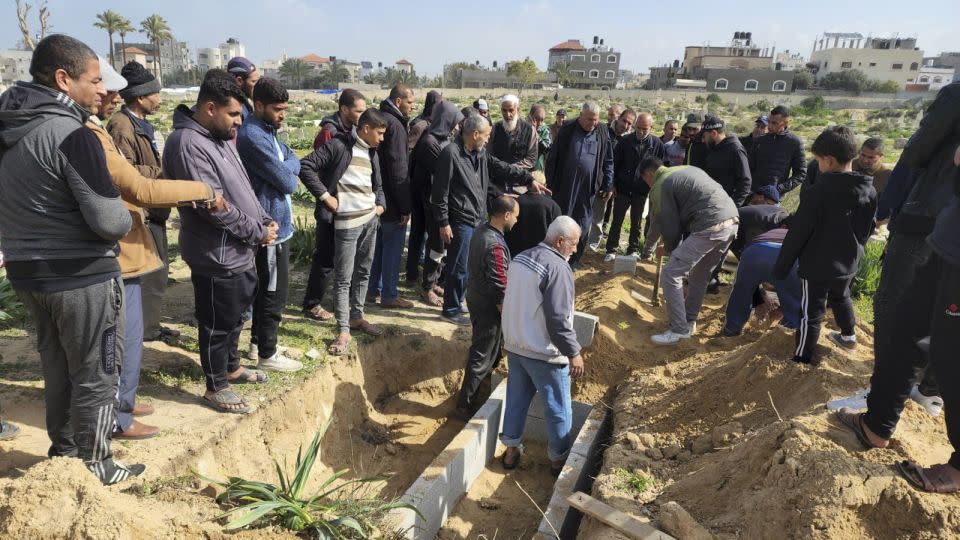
[260,51,288,78]
[458,69,557,90]
[915,65,955,91]
[775,49,806,71]
[547,36,621,89]
[809,33,923,89]
[924,52,960,83]
[302,54,331,70]
[395,59,413,74]
[646,62,681,89]
[682,32,774,79]
[705,68,794,94]
[197,47,223,70]
[121,47,152,73]
[359,61,374,79]
[113,39,191,75]
[0,49,32,84]
[219,38,245,62]
[341,61,361,83]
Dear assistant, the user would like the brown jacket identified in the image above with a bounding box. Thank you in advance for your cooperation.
[88,117,214,279]
[853,158,892,196]
[107,107,171,223]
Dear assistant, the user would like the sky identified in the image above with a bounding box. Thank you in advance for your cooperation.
[3,0,959,76]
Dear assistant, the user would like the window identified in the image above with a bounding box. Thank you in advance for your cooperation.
[570,54,585,62]
[823,61,828,68]
[744,79,759,91]
[607,54,617,63]
[605,70,615,79]
[772,80,787,92]
[934,76,943,83]
[841,61,852,69]
[714,78,728,90]
[892,63,903,70]
[589,69,600,78]
[590,54,601,63]
[571,69,585,77]
[869,62,877,67]
[919,76,930,83]
[910,62,919,71]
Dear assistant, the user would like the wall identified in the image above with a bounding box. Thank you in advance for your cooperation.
[810,47,923,87]
[706,68,794,94]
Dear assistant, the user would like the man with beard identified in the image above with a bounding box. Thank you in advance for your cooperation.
[702,115,752,206]
[488,94,538,175]
[455,195,520,417]
[226,57,260,121]
[546,101,614,270]
[739,115,768,155]
[604,112,666,261]
[528,104,551,172]
[163,70,277,414]
[410,101,464,305]
[312,89,367,149]
[550,108,566,143]
[752,106,806,195]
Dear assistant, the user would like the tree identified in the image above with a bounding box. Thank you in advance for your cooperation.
[93,10,124,67]
[318,62,351,89]
[549,60,575,88]
[280,58,309,89]
[139,14,172,83]
[15,0,50,51]
[116,16,134,66]
[442,61,477,88]
[792,70,814,91]
[506,57,541,95]
[821,69,870,94]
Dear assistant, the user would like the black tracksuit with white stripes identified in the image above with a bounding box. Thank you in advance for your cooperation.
[774,170,877,363]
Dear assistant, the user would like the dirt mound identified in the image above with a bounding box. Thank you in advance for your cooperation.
[586,324,960,539]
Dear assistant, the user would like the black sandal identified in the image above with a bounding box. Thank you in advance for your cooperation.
[200,390,251,415]
[835,408,882,450]
[227,367,268,385]
[500,445,524,470]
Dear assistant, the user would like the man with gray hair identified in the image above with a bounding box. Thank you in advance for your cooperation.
[432,113,532,325]
[499,215,584,474]
[488,94,538,175]
[546,101,614,269]
[528,103,551,172]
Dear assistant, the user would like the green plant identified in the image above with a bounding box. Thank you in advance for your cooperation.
[852,239,885,299]
[292,184,315,203]
[289,216,317,266]
[705,93,724,106]
[0,270,24,324]
[613,467,655,493]
[199,425,418,538]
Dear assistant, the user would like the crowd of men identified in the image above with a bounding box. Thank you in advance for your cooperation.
[1,33,959,494]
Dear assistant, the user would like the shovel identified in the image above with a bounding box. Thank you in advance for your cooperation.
[652,251,663,307]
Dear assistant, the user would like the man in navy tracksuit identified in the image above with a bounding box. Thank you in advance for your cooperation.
[774,126,877,364]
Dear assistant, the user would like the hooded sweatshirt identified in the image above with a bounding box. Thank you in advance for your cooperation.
[774,170,877,281]
[0,82,131,292]
[704,134,752,206]
[162,104,272,277]
[410,101,464,195]
[378,98,412,221]
[407,90,441,152]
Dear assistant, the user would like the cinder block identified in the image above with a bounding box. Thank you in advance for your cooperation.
[573,311,599,349]
[613,254,637,274]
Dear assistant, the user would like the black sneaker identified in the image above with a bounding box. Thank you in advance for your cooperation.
[441,313,471,326]
[91,459,146,486]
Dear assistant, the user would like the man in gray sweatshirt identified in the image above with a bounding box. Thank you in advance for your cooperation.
[163,70,277,414]
[0,35,141,485]
[642,158,739,345]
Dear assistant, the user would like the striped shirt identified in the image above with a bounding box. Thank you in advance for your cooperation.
[334,133,378,229]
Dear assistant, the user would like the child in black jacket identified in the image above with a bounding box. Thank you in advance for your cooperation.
[774,126,877,364]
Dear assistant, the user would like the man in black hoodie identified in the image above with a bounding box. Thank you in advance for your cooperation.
[702,116,752,206]
[410,101,464,306]
[774,126,876,364]
[368,84,415,309]
[752,106,806,195]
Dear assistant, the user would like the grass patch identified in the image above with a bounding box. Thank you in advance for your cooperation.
[613,467,655,493]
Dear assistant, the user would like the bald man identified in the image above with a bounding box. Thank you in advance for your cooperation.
[604,112,667,260]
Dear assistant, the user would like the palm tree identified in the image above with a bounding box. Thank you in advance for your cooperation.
[116,17,135,66]
[93,10,124,67]
[550,60,574,88]
[139,14,172,83]
[280,58,309,89]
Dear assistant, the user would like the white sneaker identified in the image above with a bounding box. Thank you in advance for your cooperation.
[625,251,638,258]
[258,350,303,373]
[651,329,692,345]
[910,385,943,417]
[247,343,258,361]
[826,387,869,411]
[603,252,616,263]
[588,242,601,253]
[687,322,697,336]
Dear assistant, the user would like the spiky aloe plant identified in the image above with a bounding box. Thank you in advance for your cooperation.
[198,424,418,538]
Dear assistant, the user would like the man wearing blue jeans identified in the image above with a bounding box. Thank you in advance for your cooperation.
[722,229,801,336]
[368,84,415,309]
[499,217,584,474]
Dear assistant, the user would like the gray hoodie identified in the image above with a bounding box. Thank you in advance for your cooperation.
[162,104,271,277]
[0,82,131,292]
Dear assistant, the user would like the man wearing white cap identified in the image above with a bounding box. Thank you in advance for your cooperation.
[488,94,539,175]
[473,99,492,125]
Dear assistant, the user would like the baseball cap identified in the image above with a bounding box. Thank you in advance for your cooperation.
[755,115,769,126]
[227,56,256,76]
[701,115,724,131]
[556,108,567,117]
[683,112,703,129]
[98,57,128,92]
[753,184,780,203]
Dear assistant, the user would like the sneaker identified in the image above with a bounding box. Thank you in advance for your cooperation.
[247,343,258,361]
[706,278,721,295]
[651,329,692,345]
[827,331,857,351]
[603,252,616,263]
[460,303,470,315]
[720,327,740,337]
[625,251,638,258]
[826,388,869,411]
[917,336,930,352]
[441,313,471,326]
[910,385,943,417]
[93,460,146,486]
[688,322,697,335]
[588,242,601,253]
[258,350,304,373]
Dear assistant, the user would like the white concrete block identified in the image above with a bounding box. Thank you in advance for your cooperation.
[573,311,599,349]
[613,254,638,274]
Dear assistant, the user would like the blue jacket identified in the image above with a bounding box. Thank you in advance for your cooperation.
[237,115,299,242]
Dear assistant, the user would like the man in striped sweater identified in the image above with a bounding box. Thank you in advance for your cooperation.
[300,109,387,355]
[455,195,520,418]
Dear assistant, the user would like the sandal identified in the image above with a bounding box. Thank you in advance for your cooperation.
[835,408,884,450]
[303,305,334,321]
[896,461,960,493]
[227,367,268,385]
[500,445,524,470]
[422,289,443,307]
[200,390,251,415]
[350,319,383,337]
[328,334,352,356]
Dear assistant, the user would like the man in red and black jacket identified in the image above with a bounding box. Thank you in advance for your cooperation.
[456,195,519,417]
